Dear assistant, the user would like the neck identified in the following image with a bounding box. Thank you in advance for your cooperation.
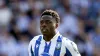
[43,32,56,42]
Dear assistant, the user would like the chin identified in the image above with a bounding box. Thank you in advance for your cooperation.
[42,32,49,36]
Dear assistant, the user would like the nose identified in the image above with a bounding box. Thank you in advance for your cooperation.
[41,22,47,27]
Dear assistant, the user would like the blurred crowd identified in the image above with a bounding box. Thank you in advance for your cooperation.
[0,0,100,56]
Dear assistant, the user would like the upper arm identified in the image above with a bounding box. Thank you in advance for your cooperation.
[28,38,35,56]
[28,35,40,56]
[28,41,32,56]
[64,39,81,56]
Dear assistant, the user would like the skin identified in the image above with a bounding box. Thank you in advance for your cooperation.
[40,15,59,41]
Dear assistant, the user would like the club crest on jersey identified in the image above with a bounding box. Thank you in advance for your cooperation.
[56,42,62,50]
[36,44,39,48]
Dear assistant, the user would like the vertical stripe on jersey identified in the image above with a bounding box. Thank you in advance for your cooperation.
[31,46,34,56]
[34,36,42,56]
[43,42,51,53]
[48,40,57,56]
[64,48,72,56]
[54,36,62,56]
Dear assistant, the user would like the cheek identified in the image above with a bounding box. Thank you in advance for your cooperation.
[53,25,56,29]
[50,24,56,30]
[53,24,57,29]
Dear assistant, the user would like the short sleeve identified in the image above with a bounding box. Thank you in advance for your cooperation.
[28,35,41,56]
[28,40,32,56]
[64,39,81,56]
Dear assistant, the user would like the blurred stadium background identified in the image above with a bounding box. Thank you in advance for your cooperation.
[0,0,100,56]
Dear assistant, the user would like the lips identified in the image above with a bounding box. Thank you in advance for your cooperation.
[41,28,48,32]
[43,29,46,32]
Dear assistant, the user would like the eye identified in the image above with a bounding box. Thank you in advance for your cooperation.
[46,20,52,24]
[40,20,52,24]
[40,20,44,24]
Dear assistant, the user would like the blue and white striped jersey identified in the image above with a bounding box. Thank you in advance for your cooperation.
[28,32,81,56]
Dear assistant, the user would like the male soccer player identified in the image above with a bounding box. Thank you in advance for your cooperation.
[28,10,81,56]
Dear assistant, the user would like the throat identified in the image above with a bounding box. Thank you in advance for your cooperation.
[43,33,55,42]
[43,36,52,42]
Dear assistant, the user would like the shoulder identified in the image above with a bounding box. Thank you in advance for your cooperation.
[28,35,43,55]
[62,37,73,46]
[62,37,77,50]
[62,37,81,56]
[28,35,42,49]
[29,35,43,45]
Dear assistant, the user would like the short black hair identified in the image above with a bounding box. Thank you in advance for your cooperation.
[41,10,60,23]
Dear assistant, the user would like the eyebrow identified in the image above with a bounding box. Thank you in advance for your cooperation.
[40,15,56,22]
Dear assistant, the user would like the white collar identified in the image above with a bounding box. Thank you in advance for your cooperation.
[51,31,60,41]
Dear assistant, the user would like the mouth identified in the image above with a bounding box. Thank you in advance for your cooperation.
[41,28,48,33]
[43,29,46,32]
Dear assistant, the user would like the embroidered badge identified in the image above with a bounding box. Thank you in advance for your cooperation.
[56,42,62,50]
[36,44,39,48]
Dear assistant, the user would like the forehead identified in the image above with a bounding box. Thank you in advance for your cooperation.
[40,15,55,21]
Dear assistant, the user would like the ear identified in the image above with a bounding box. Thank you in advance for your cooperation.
[55,23,59,28]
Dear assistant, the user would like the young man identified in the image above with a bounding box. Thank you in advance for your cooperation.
[28,10,81,56]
